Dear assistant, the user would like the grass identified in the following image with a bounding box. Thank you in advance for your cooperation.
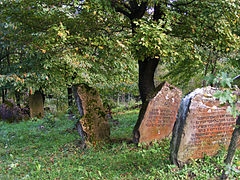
[0,109,240,179]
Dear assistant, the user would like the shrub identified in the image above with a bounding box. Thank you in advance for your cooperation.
[0,99,29,123]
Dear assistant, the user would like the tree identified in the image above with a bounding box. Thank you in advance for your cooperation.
[0,0,138,109]
[1,0,239,143]
[109,0,240,141]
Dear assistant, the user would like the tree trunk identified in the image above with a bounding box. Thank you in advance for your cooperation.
[56,98,58,111]
[67,87,73,115]
[108,1,163,143]
[132,57,159,143]
[72,85,86,147]
[2,89,5,104]
[138,57,159,104]
[221,115,240,179]
[67,87,73,107]
[15,91,21,107]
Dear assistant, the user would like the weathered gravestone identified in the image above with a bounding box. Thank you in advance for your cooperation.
[76,84,110,143]
[170,86,240,166]
[135,81,182,144]
[29,91,44,118]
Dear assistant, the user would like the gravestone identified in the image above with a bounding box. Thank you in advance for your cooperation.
[170,86,240,165]
[138,81,182,143]
[77,84,110,143]
[29,91,44,118]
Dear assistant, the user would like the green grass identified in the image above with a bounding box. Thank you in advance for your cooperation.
[0,109,240,179]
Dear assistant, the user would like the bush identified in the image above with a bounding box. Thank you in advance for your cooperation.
[0,99,29,123]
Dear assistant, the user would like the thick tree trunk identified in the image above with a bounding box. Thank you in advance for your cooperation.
[108,1,163,143]
[72,85,86,147]
[221,115,240,179]
[2,89,5,104]
[15,91,21,107]
[138,57,159,104]
[67,87,73,107]
[133,57,159,143]
[67,87,73,115]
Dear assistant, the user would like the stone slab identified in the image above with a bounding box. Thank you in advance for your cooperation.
[29,91,44,118]
[139,82,182,143]
[77,84,110,142]
[170,87,240,164]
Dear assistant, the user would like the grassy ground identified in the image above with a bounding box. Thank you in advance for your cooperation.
[0,109,240,179]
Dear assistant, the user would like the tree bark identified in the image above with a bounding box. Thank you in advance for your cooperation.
[111,1,163,143]
[2,89,5,104]
[67,87,73,115]
[15,91,21,107]
[132,57,159,143]
[221,115,240,179]
[67,87,73,107]
[138,57,159,104]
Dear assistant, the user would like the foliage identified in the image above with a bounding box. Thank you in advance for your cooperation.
[0,0,239,101]
[0,99,29,123]
[130,18,177,61]
[0,110,240,179]
[168,0,239,92]
[205,72,240,118]
[0,0,138,98]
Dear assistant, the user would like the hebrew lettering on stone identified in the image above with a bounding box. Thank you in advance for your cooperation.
[170,86,240,165]
[139,82,182,143]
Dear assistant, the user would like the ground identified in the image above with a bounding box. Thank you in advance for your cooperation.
[0,109,239,179]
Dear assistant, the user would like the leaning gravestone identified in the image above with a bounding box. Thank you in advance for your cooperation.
[29,91,44,118]
[170,86,240,166]
[77,84,110,143]
[137,81,182,144]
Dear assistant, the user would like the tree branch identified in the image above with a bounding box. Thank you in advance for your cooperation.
[158,0,197,7]
[110,0,148,20]
[136,1,148,19]
[0,53,11,62]
[153,2,165,21]
[110,0,131,18]
[173,0,197,7]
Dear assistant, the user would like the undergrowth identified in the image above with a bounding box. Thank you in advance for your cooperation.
[0,109,239,179]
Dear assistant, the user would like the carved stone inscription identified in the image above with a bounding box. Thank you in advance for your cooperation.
[177,88,239,162]
[139,82,182,143]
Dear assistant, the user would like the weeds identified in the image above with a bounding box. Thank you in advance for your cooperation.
[0,109,239,179]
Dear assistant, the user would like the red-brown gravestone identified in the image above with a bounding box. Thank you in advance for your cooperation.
[170,86,240,165]
[138,81,182,144]
[29,91,44,118]
[77,84,110,143]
